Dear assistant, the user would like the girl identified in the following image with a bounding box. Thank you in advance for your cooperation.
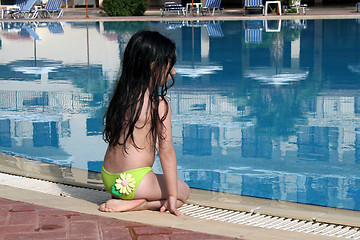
[99,30,190,216]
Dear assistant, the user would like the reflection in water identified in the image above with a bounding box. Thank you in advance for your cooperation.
[176,64,223,78]
[0,19,360,211]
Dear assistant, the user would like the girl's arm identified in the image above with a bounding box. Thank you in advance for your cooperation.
[157,98,180,215]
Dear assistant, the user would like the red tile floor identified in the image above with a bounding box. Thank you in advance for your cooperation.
[0,197,234,240]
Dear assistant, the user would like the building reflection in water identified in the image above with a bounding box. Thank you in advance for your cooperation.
[0,19,360,211]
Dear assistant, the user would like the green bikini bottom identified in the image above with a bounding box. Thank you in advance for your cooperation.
[101,165,153,200]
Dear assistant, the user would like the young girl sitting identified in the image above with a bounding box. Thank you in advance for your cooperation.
[99,30,190,216]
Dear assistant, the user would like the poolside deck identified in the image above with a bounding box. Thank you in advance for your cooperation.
[1,4,360,21]
[58,5,360,21]
[0,153,360,239]
[1,176,356,240]
[1,5,360,240]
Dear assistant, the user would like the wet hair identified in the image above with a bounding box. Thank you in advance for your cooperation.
[103,30,176,152]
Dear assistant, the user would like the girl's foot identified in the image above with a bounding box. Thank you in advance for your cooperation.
[99,199,146,212]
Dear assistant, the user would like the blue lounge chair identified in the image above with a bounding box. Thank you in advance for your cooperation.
[14,0,27,9]
[243,0,264,16]
[47,22,64,34]
[10,0,38,19]
[201,0,224,16]
[160,2,186,16]
[24,27,40,40]
[2,0,27,18]
[38,0,64,18]
[205,21,224,37]
[244,20,263,44]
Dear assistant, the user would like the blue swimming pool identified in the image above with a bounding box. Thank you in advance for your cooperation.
[0,19,360,211]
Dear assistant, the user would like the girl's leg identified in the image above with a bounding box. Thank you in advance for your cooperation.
[99,199,146,212]
[99,198,185,212]
[135,172,190,205]
[99,172,190,212]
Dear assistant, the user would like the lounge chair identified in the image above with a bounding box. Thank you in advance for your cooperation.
[205,21,224,37]
[185,2,202,15]
[38,0,64,18]
[244,20,263,44]
[283,0,307,14]
[15,0,27,9]
[160,2,186,16]
[10,0,38,19]
[184,20,208,27]
[265,19,281,32]
[243,0,264,16]
[1,0,27,18]
[288,19,307,29]
[201,0,224,16]
[163,20,185,29]
[24,27,40,40]
[47,22,64,34]
[1,6,18,18]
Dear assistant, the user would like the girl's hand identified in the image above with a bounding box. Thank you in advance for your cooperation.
[160,196,182,216]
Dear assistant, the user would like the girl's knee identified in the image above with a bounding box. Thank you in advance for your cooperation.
[185,183,190,199]
[178,180,190,201]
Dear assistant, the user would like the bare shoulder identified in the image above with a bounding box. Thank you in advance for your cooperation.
[158,97,171,118]
[159,97,170,106]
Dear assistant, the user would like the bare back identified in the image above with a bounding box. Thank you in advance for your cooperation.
[103,92,156,173]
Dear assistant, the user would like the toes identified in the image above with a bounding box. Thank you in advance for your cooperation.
[99,203,108,212]
[99,202,116,213]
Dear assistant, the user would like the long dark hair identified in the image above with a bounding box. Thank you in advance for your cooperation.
[103,30,176,152]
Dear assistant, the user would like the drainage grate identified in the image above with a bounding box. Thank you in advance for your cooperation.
[0,172,359,239]
[0,172,108,204]
[178,204,360,239]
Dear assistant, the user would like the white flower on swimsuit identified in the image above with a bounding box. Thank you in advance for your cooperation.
[114,173,136,195]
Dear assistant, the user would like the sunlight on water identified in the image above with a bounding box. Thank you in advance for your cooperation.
[0,19,360,211]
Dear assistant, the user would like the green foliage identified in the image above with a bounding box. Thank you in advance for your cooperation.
[100,0,148,16]
[287,8,298,13]
[279,0,291,5]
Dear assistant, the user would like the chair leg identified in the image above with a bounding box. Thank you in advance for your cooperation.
[45,10,60,18]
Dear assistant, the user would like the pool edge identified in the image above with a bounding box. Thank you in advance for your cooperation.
[1,152,359,228]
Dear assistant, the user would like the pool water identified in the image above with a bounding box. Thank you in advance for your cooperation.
[0,19,360,211]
